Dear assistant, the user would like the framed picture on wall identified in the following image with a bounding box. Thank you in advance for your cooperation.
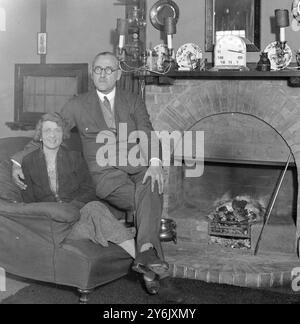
[37,32,47,55]
[205,0,261,52]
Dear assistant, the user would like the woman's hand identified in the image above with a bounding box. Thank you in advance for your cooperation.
[12,164,27,190]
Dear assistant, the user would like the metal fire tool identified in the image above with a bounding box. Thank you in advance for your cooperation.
[254,152,292,256]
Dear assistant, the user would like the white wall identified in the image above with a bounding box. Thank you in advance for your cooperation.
[0,0,40,138]
[46,0,123,64]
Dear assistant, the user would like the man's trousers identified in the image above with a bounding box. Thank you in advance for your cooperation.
[92,167,164,259]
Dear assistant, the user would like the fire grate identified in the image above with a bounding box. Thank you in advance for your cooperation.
[208,220,252,249]
[207,195,265,250]
[208,220,251,239]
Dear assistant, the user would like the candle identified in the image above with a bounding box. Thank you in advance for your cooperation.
[275,9,290,27]
[280,27,286,42]
[167,34,173,50]
[118,35,125,49]
[147,50,153,70]
[164,17,176,53]
[117,19,128,50]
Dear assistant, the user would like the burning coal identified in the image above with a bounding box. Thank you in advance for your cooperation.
[208,193,266,224]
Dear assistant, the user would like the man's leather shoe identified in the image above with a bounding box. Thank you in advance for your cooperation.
[143,272,160,295]
[132,248,169,277]
[157,278,184,304]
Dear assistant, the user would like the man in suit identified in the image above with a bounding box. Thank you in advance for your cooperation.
[12,52,181,302]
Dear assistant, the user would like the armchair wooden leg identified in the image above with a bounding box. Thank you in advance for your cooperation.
[78,288,93,304]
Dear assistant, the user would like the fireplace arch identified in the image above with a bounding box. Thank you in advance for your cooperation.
[148,79,300,252]
[188,112,292,163]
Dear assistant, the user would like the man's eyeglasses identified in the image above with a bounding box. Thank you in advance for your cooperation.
[93,66,119,75]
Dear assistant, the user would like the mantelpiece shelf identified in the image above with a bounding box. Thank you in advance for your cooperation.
[164,69,300,78]
[144,63,300,85]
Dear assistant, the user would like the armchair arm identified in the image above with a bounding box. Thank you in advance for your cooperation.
[0,200,80,246]
[0,200,80,222]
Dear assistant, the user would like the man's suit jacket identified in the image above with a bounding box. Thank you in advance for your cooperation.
[60,86,157,174]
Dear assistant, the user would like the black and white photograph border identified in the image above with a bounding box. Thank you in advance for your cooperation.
[0,0,300,306]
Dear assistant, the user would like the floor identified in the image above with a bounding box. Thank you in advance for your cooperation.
[0,274,30,303]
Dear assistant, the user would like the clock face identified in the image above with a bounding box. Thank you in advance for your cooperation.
[214,35,247,68]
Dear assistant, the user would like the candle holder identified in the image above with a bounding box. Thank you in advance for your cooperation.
[164,17,177,65]
[115,1,147,65]
[274,9,290,58]
[116,19,128,60]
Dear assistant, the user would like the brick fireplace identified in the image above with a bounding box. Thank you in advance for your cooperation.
[145,78,300,288]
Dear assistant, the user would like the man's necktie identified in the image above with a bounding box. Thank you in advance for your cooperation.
[101,96,116,133]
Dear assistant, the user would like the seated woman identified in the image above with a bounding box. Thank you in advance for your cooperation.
[21,112,159,294]
[21,112,138,258]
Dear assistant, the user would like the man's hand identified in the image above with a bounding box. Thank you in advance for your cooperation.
[12,164,27,190]
[142,165,164,195]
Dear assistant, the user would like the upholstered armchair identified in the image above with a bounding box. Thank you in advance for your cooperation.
[0,136,133,303]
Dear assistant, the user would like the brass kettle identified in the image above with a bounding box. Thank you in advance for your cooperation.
[160,218,177,244]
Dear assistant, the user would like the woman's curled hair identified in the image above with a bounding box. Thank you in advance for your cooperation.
[33,112,71,142]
